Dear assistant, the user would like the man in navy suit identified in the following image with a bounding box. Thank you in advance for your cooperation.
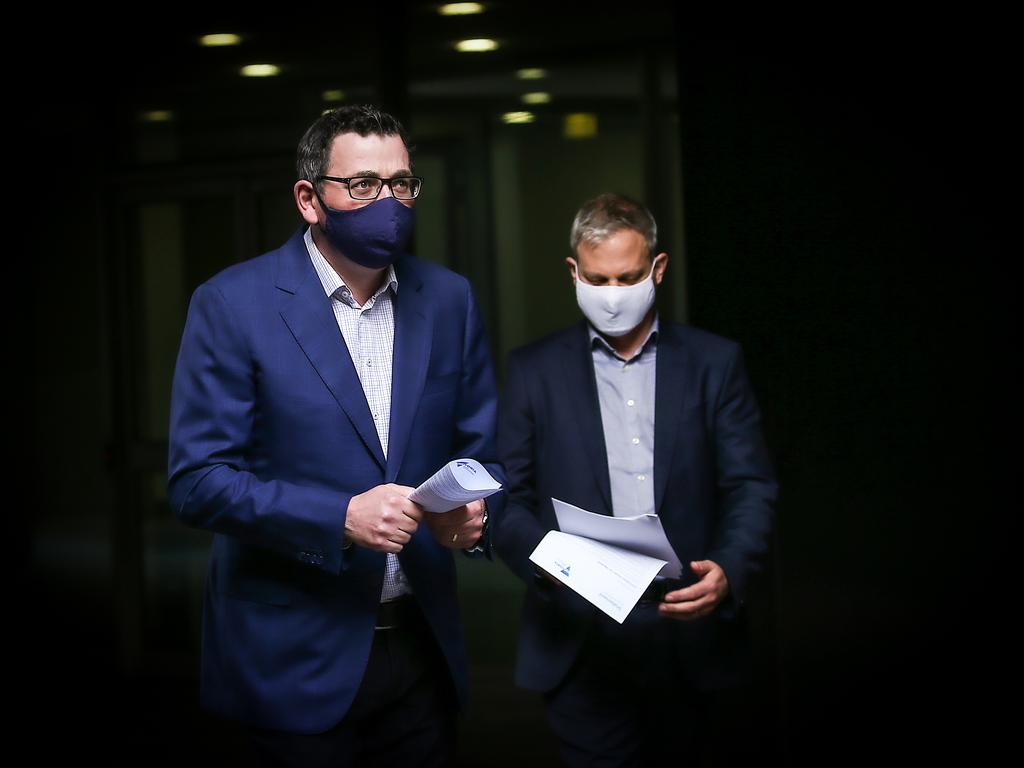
[495,193,777,766]
[168,104,502,766]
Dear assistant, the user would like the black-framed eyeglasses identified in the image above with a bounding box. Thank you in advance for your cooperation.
[318,175,423,200]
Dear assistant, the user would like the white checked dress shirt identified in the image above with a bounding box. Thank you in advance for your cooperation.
[305,227,410,601]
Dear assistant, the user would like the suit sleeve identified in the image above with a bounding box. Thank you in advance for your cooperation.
[167,283,349,574]
[706,344,778,617]
[493,350,550,583]
[452,282,506,559]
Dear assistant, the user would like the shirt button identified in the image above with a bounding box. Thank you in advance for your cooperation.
[637,474,646,481]
[631,437,640,445]
[366,360,373,367]
[627,399,635,407]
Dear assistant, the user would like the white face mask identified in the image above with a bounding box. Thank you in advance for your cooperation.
[573,261,658,337]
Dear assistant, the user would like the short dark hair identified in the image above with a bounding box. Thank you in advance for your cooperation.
[569,193,658,257]
[296,104,411,193]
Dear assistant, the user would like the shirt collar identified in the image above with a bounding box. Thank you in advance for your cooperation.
[589,315,660,362]
[304,226,398,304]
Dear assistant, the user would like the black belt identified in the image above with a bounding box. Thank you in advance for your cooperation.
[375,595,421,630]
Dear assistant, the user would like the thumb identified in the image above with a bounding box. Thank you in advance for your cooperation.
[690,560,711,575]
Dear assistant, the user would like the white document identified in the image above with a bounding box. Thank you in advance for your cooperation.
[408,458,502,513]
[551,498,683,578]
[529,530,668,624]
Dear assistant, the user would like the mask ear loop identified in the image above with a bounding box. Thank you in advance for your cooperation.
[646,254,664,282]
[311,184,336,215]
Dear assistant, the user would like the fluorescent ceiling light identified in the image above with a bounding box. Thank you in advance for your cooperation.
[240,64,280,77]
[439,3,485,14]
[455,38,498,53]
[199,33,242,47]
[502,111,535,124]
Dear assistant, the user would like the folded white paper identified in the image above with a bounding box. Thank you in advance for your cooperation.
[408,458,502,513]
[528,498,684,623]
[530,530,668,624]
[552,498,683,578]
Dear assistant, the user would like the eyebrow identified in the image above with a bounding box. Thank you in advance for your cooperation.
[583,268,646,283]
[619,269,647,281]
[344,168,413,178]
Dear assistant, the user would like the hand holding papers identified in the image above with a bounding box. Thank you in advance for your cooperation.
[408,458,502,513]
[529,498,683,623]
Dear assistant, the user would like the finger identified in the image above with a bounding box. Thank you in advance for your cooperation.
[658,594,714,619]
[455,527,482,547]
[662,583,711,603]
[399,501,424,522]
[436,505,474,524]
[658,598,703,616]
[388,533,411,547]
[662,588,717,611]
[396,520,419,536]
[375,538,403,554]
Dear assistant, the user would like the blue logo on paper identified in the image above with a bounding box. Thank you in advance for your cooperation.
[561,565,571,577]
[456,461,476,474]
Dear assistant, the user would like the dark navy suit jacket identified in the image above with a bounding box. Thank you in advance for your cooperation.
[168,228,503,733]
[495,320,776,692]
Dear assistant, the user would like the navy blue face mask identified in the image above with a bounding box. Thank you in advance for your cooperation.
[315,193,415,270]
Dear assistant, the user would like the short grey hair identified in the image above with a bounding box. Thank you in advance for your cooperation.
[569,193,658,257]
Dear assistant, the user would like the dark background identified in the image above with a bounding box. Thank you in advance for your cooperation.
[17,5,1010,765]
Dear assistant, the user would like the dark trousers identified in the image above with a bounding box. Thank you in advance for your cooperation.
[544,604,708,768]
[248,598,457,768]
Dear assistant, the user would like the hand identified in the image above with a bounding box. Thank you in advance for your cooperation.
[344,484,422,553]
[424,499,486,550]
[658,560,730,621]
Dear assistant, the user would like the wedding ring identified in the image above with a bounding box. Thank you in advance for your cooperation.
[451,533,459,543]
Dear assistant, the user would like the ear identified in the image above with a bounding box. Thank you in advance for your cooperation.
[566,256,579,283]
[294,180,320,226]
[652,252,669,285]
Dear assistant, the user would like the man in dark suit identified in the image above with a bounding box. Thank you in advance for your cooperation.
[168,105,502,766]
[495,193,777,766]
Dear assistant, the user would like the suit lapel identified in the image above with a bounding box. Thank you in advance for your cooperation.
[385,258,432,483]
[562,323,613,515]
[654,324,686,514]
[276,230,386,469]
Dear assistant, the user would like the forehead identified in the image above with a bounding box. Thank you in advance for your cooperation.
[575,228,650,274]
[327,132,410,174]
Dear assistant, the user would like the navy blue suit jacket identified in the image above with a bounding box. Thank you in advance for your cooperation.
[495,320,776,692]
[167,228,504,732]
